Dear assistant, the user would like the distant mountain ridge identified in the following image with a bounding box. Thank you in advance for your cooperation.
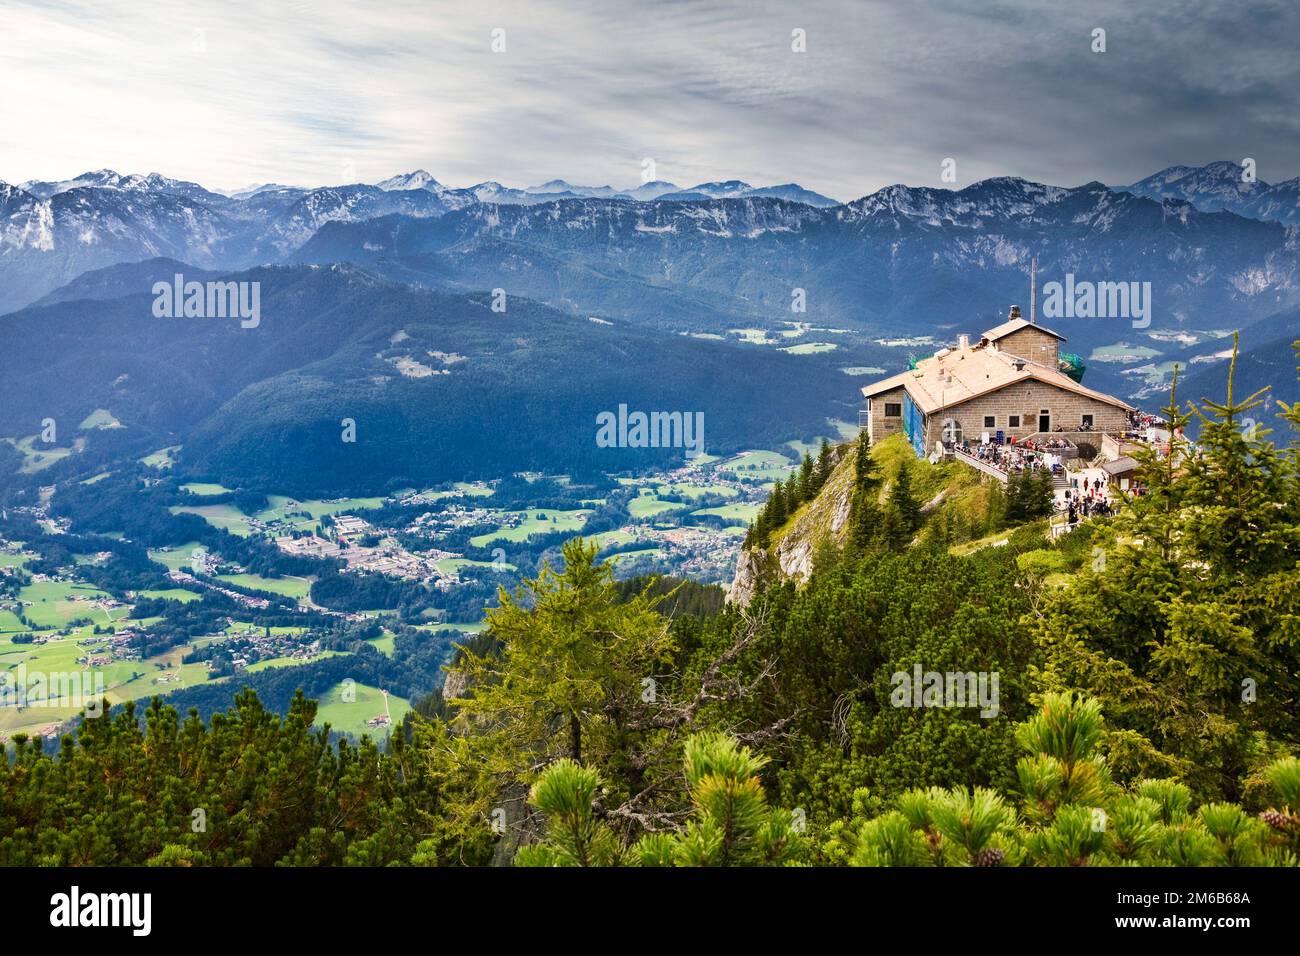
[3,163,1298,357]
[292,177,1300,373]
[1117,161,1300,225]
[0,167,838,312]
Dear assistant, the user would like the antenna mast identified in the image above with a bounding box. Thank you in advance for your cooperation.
[1029,255,1037,324]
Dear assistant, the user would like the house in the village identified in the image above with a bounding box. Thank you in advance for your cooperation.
[861,306,1134,457]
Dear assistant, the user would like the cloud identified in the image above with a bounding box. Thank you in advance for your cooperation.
[1,0,1297,200]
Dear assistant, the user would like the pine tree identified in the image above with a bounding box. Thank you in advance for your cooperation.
[1030,341,1300,801]
[768,481,787,529]
[849,431,881,549]
[799,452,815,501]
[785,474,802,513]
[513,761,626,866]
[446,539,678,831]
[816,438,834,491]
[886,460,921,547]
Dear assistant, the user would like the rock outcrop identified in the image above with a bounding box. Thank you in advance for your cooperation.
[726,445,856,604]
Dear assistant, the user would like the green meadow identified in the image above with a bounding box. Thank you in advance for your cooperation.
[148,542,205,572]
[693,502,763,524]
[181,482,234,496]
[469,509,590,546]
[313,681,411,739]
[17,580,116,628]
[717,450,796,482]
[169,503,253,536]
[216,573,311,599]
[140,446,181,469]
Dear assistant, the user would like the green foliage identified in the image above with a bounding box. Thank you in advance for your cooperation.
[517,732,802,867]
[442,538,678,842]
[513,760,625,867]
[1030,346,1300,801]
[882,460,921,551]
[1004,469,1054,527]
[841,693,1300,866]
[0,690,486,866]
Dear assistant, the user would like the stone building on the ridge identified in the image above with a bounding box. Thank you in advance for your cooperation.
[861,306,1134,458]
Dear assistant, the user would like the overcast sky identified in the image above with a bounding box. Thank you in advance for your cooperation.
[2,0,1297,200]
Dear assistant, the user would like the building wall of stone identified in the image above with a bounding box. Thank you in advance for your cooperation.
[922,379,1127,448]
[866,386,906,444]
[994,327,1060,368]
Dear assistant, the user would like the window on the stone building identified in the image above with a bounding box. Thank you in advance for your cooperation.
[984,415,996,428]
[1009,415,1021,427]
[884,403,902,417]
[1082,414,1094,428]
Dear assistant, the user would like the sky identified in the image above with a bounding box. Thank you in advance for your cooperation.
[1,0,1298,201]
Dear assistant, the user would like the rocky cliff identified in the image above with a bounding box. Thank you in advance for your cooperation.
[727,444,857,604]
[726,433,983,604]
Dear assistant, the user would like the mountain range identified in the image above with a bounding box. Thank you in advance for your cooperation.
[1118,161,1300,225]
[0,169,840,314]
[3,160,1300,493]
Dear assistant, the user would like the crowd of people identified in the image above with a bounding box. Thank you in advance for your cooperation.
[1128,410,1163,430]
[1064,476,1113,525]
[1021,436,1075,453]
[958,441,1058,477]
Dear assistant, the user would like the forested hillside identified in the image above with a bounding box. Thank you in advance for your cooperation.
[0,263,850,496]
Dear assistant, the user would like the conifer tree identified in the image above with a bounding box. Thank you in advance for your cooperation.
[885,460,921,548]
[768,480,787,529]
[849,430,881,549]
[799,452,815,501]
[518,732,802,867]
[446,539,677,828]
[816,438,834,490]
[1030,342,1300,800]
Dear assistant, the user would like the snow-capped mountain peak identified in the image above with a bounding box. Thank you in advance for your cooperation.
[1116,160,1300,225]
[376,170,443,192]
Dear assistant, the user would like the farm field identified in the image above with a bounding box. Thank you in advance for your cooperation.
[135,588,202,603]
[653,481,737,500]
[140,446,181,468]
[181,482,234,496]
[169,503,253,536]
[367,632,396,655]
[16,580,117,628]
[469,509,591,546]
[147,543,204,572]
[693,502,763,524]
[435,557,516,575]
[628,493,681,520]
[13,435,74,474]
[244,650,341,673]
[254,495,387,524]
[607,547,665,565]
[1090,342,1161,362]
[216,573,311,599]
[78,409,122,430]
[780,342,838,354]
[313,681,410,739]
[418,482,494,501]
[717,450,796,482]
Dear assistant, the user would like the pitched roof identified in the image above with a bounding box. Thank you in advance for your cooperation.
[861,340,1133,416]
[980,316,1066,343]
[1102,456,1140,476]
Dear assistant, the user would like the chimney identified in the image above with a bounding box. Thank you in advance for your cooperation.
[1012,358,1026,371]
[957,333,970,351]
[1009,304,1022,321]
